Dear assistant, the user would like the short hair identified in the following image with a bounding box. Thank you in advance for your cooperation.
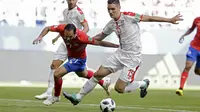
[107,0,120,4]
[64,24,76,34]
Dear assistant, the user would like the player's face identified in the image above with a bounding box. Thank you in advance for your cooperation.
[67,0,77,9]
[107,3,121,20]
[63,30,75,42]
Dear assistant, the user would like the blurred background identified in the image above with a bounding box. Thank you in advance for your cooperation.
[0,0,200,89]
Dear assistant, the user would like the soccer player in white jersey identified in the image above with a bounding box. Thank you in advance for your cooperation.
[35,0,90,100]
[63,0,183,105]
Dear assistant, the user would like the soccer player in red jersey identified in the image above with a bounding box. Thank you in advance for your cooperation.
[35,0,89,100]
[32,24,118,105]
[176,17,200,96]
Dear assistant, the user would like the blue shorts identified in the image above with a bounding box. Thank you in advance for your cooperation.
[186,46,200,68]
[63,57,86,73]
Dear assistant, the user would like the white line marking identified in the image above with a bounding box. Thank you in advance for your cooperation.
[0,98,198,112]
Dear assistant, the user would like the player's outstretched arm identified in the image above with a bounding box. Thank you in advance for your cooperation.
[93,33,109,41]
[52,34,60,45]
[33,26,51,45]
[93,40,119,48]
[179,22,196,44]
[141,14,183,24]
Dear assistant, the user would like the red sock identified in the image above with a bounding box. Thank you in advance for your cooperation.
[180,71,188,89]
[54,78,63,97]
[87,70,104,86]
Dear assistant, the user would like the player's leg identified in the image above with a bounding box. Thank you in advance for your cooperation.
[35,60,64,100]
[176,46,196,96]
[194,56,200,75]
[35,42,67,100]
[43,60,72,105]
[76,68,111,93]
[63,66,112,105]
[115,65,149,98]
[63,54,121,105]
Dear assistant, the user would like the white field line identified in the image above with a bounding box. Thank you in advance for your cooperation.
[0,98,198,112]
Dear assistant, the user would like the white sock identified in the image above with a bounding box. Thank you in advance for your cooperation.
[76,76,99,100]
[124,81,146,93]
[46,70,55,95]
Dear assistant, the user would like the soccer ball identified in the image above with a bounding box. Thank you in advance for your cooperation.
[100,98,116,112]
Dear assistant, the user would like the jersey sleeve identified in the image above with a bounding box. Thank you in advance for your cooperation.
[123,12,142,23]
[78,30,95,44]
[76,7,87,23]
[49,24,65,32]
[102,21,113,35]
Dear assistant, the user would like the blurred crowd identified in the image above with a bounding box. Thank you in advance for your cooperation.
[0,0,199,30]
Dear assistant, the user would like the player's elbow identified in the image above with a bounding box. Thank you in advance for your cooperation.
[86,26,89,33]
[45,26,51,31]
[83,24,89,33]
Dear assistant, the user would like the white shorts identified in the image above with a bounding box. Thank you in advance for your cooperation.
[53,42,67,61]
[102,53,140,83]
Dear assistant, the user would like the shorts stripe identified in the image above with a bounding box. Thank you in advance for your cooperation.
[130,66,139,83]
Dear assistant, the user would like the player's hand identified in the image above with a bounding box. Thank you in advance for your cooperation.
[52,38,58,45]
[170,14,183,24]
[33,37,42,45]
[179,36,184,44]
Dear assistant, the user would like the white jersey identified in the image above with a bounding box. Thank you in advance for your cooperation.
[63,6,86,29]
[102,12,143,68]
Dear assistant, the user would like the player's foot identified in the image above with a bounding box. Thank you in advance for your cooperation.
[140,79,150,98]
[43,96,60,106]
[35,92,51,100]
[176,89,183,96]
[63,92,81,105]
[102,77,112,96]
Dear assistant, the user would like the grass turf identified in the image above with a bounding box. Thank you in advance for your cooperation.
[0,87,199,112]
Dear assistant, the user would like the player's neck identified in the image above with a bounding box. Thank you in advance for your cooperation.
[114,12,121,21]
[68,5,77,10]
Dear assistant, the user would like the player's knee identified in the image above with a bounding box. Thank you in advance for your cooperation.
[184,65,192,72]
[51,63,59,70]
[94,72,103,80]
[114,85,124,94]
[54,69,61,79]
[51,61,61,69]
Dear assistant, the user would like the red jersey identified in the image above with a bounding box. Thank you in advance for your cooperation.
[50,24,95,58]
[190,17,200,51]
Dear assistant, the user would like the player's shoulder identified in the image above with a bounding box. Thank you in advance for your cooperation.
[122,11,137,17]
[53,24,66,30]
[63,8,69,13]
[75,6,84,15]
[76,29,86,37]
[105,19,115,27]
[194,17,200,21]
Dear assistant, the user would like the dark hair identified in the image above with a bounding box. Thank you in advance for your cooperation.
[64,24,76,34]
[107,0,120,4]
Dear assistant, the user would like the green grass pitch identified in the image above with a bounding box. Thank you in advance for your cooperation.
[0,87,199,112]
